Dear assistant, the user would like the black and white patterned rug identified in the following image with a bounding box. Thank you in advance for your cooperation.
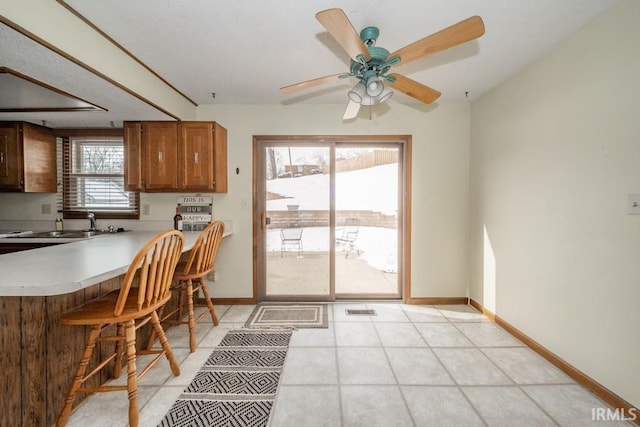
[158,329,292,427]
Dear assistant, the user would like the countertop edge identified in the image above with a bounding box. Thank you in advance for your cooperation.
[0,230,232,297]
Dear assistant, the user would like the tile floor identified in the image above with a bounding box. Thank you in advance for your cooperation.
[65,303,634,426]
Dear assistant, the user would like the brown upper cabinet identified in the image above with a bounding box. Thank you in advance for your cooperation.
[0,122,56,193]
[124,121,227,193]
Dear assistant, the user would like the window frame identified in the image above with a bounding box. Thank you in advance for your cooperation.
[58,129,140,220]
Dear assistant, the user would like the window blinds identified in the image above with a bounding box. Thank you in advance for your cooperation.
[60,136,139,219]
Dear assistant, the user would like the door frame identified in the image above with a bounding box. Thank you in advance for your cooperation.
[252,134,412,302]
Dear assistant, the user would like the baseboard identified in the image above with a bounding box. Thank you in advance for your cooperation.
[469,298,639,425]
[469,298,496,321]
[407,296,469,305]
[207,297,257,305]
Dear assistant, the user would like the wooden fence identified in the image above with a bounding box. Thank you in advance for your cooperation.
[268,209,397,229]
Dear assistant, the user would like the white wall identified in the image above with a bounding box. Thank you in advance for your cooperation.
[469,0,640,408]
[195,103,470,299]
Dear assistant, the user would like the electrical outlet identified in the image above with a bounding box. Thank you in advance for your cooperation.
[142,204,150,216]
[628,195,640,214]
[41,204,51,214]
[206,271,217,282]
[241,199,250,211]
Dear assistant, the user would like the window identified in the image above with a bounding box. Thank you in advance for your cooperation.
[61,136,139,219]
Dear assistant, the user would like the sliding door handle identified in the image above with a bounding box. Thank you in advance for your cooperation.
[261,214,271,230]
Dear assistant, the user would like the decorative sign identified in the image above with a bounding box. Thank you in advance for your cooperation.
[177,196,213,231]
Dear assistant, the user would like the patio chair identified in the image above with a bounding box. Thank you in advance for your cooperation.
[336,217,360,258]
[281,227,303,257]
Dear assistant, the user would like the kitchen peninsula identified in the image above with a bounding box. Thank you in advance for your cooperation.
[0,229,231,426]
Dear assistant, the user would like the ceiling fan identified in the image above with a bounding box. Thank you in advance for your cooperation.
[280,8,485,119]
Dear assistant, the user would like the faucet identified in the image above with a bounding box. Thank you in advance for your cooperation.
[87,212,97,231]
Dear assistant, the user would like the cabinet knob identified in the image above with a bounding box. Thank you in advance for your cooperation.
[194,152,199,164]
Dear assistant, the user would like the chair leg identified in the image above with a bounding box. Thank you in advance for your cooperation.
[113,323,125,378]
[198,277,219,326]
[145,317,158,351]
[186,279,197,352]
[176,282,186,321]
[146,284,180,350]
[124,320,139,427]
[150,311,180,375]
[56,325,102,427]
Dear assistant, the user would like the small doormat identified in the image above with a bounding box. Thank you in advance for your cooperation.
[158,329,292,427]
[244,303,328,329]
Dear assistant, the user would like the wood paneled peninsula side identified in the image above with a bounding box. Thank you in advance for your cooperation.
[0,230,229,426]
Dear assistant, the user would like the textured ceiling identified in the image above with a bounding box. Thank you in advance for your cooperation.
[0,0,621,128]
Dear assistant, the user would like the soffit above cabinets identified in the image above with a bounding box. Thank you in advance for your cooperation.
[0,22,175,129]
[0,68,105,113]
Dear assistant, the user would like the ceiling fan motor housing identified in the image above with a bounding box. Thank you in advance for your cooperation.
[359,26,379,45]
[351,26,392,86]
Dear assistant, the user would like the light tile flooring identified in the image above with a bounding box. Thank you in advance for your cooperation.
[66,303,633,426]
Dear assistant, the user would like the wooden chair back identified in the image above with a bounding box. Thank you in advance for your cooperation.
[181,221,225,277]
[115,230,184,316]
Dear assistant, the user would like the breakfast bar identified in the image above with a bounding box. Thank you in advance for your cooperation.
[0,230,227,426]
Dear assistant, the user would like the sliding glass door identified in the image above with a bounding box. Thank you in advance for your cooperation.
[262,144,331,298]
[334,146,399,298]
[255,136,408,301]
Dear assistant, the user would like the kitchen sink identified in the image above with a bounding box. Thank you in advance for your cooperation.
[12,230,114,239]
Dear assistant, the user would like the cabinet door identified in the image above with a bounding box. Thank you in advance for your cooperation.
[143,122,178,191]
[123,122,143,191]
[179,122,214,190]
[21,123,56,192]
[0,124,22,190]
[212,122,228,193]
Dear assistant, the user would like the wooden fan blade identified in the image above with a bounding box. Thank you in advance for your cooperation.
[280,73,344,94]
[386,73,441,104]
[316,8,371,62]
[343,100,361,120]
[389,16,485,66]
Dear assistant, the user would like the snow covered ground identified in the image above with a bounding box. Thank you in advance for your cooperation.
[266,163,398,214]
[266,163,398,272]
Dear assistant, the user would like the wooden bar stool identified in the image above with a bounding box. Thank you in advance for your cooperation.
[150,221,225,352]
[56,230,184,427]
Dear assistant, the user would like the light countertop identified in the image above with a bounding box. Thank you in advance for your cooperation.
[0,230,231,297]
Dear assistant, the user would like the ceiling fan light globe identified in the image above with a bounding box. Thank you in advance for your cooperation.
[366,78,384,97]
[378,87,393,103]
[348,82,366,103]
